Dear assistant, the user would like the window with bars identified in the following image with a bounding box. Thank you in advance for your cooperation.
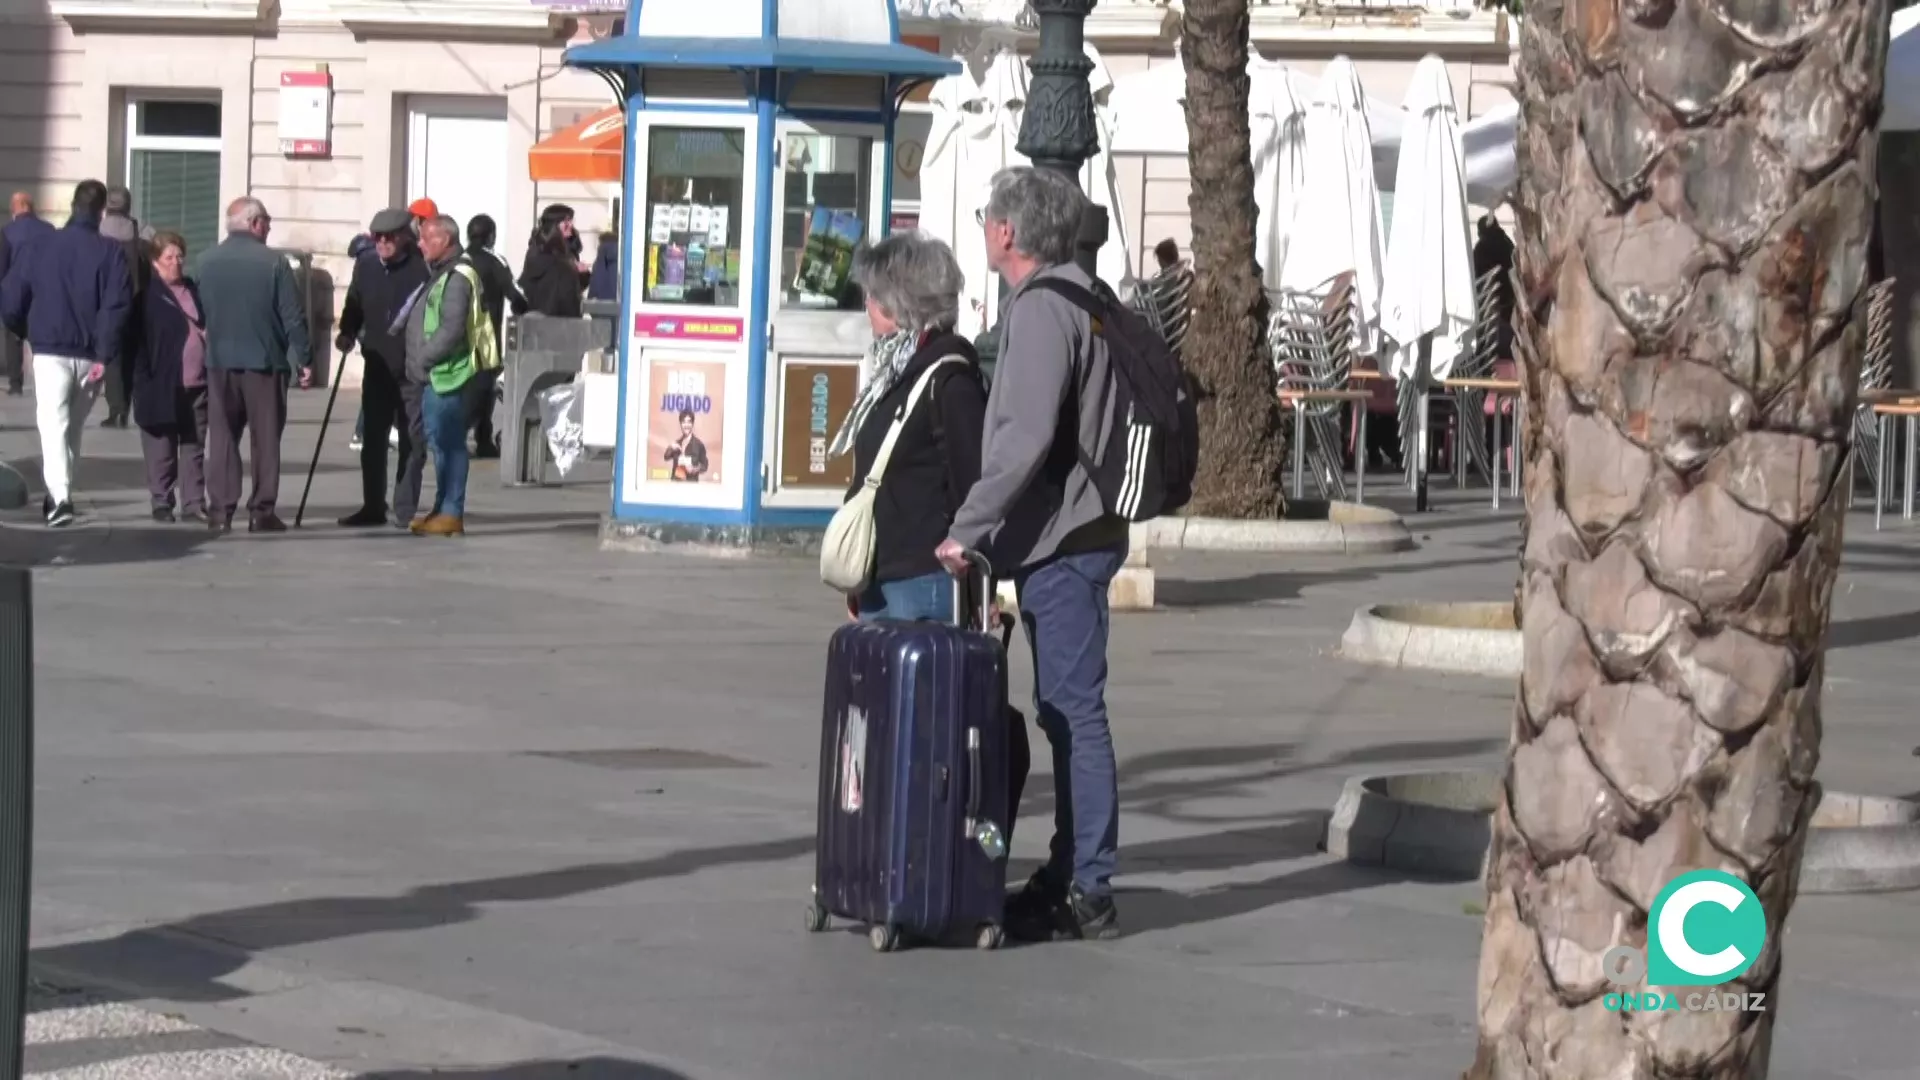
[124,98,222,259]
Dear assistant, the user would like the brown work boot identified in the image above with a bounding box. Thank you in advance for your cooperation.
[411,514,464,537]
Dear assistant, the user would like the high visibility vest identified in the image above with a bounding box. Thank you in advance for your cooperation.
[422,260,500,394]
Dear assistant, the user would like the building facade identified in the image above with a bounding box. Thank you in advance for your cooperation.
[0,0,1512,386]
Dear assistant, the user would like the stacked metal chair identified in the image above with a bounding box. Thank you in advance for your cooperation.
[1853,277,1897,505]
[1129,262,1195,357]
[1268,273,1357,500]
[1426,267,1512,491]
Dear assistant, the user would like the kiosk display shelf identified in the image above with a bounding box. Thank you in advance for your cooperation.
[642,127,747,308]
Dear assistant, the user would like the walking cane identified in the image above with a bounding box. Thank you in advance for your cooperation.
[294,348,349,528]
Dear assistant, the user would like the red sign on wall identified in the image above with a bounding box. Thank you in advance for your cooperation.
[279,70,332,157]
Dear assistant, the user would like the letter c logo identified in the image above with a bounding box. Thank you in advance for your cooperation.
[1658,880,1748,979]
[1645,870,1767,987]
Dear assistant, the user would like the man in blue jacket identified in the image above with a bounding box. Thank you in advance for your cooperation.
[0,191,56,396]
[0,180,133,527]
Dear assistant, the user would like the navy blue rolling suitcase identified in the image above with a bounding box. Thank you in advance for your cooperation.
[808,561,1020,952]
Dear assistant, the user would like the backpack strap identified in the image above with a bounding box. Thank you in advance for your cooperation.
[1023,276,1107,317]
[1009,275,1103,482]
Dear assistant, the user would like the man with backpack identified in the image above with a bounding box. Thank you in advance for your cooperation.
[937,165,1188,943]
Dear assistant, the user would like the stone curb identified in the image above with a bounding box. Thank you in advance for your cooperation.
[1139,501,1414,555]
[1326,772,1920,894]
[1338,602,1522,678]
[1324,771,1495,880]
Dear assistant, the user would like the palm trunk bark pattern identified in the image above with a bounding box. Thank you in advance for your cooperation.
[1180,0,1286,518]
[1470,0,1885,1076]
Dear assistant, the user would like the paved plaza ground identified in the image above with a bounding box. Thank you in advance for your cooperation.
[2,388,1918,1079]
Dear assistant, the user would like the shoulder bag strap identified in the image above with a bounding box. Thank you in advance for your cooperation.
[860,356,961,492]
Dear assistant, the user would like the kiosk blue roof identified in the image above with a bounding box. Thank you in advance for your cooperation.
[565,0,960,81]
[565,36,959,80]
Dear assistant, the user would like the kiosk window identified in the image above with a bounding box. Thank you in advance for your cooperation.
[642,127,747,308]
[779,132,875,310]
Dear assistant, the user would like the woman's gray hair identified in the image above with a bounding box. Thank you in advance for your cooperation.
[851,230,963,330]
[984,166,1087,267]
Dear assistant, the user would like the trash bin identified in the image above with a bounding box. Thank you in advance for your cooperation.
[0,567,31,1077]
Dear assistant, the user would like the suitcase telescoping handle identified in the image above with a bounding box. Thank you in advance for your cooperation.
[950,549,996,634]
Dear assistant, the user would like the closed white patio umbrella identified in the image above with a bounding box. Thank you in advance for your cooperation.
[916,45,1027,340]
[1249,55,1311,293]
[1379,54,1475,382]
[1277,55,1387,357]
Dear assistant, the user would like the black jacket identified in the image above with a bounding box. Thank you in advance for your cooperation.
[469,246,528,355]
[130,276,205,431]
[587,237,619,302]
[519,244,583,318]
[338,245,429,380]
[846,332,988,586]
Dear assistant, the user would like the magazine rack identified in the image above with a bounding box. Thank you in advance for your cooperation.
[565,0,957,548]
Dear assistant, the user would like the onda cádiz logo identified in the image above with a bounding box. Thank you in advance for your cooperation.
[1603,869,1769,1014]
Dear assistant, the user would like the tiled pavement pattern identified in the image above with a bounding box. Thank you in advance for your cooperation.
[27,981,350,1079]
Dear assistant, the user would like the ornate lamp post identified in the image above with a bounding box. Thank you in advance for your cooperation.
[976,0,1109,369]
[1015,0,1109,276]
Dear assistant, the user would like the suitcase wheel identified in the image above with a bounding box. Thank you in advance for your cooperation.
[976,924,1005,951]
[804,903,829,933]
[869,924,902,953]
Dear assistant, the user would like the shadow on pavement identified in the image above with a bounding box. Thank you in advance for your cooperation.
[1826,608,1920,650]
[0,520,214,567]
[33,836,814,1005]
[364,1058,691,1079]
[1154,553,1509,608]
[1119,858,1468,936]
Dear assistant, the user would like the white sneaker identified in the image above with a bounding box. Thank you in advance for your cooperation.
[348,434,364,452]
[389,428,400,448]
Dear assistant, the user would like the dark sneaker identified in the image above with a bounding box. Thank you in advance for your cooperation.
[46,501,75,528]
[151,506,176,523]
[1004,869,1068,943]
[337,506,388,528]
[1061,885,1120,941]
[207,516,232,535]
[249,513,288,534]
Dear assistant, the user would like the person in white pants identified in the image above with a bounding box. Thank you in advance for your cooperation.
[32,352,104,522]
[0,179,134,528]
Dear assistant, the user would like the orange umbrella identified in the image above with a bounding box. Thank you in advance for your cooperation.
[529,106,624,183]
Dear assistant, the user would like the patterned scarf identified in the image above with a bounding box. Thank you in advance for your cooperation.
[827,327,929,459]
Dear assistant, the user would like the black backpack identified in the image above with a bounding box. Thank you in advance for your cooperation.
[1025,277,1198,521]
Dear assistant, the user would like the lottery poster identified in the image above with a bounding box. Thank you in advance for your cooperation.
[646,358,727,484]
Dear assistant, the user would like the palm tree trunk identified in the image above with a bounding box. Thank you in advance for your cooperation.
[1469,0,1885,1075]
[1180,0,1286,518]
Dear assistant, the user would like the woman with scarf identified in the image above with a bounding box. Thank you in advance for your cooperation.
[832,231,986,622]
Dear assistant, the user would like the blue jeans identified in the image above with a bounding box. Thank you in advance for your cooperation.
[1016,545,1126,898]
[856,570,956,623]
[422,382,471,517]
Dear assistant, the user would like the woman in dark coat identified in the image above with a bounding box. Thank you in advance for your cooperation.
[518,203,586,318]
[827,230,987,624]
[131,230,210,522]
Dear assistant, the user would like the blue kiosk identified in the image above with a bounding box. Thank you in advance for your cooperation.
[567,0,960,549]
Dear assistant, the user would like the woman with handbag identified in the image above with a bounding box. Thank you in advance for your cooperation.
[822,231,987,622]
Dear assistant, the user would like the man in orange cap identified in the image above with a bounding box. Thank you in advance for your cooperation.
[407,198,439,229]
